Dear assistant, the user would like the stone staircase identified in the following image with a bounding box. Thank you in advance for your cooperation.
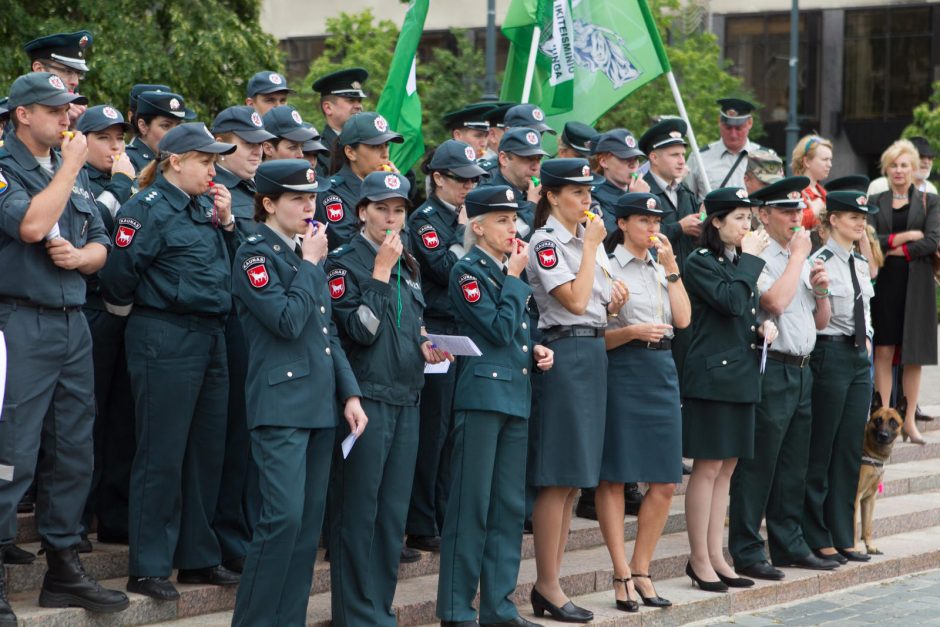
[7,417,940,626]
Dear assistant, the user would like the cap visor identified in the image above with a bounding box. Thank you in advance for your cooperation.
[361,132,404,146]
[365,190,410,202]
[720,116,749,127]
[281,128,317,142]
[37,92,88,107]
[510,146,548,157]
[198,141,237,155]
[281,181,328,193]
[332,90,367,99]
[533,123,557,135]
[233,128,277,143]
[450,163,488,178]
[255,86,296,95]
[303,139,328,153]
[80,121,132,134]
[609,147,645,160]
[50,54,89,73]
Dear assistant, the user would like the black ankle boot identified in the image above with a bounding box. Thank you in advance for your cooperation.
[0,551,17,626]
[38,545,129,613]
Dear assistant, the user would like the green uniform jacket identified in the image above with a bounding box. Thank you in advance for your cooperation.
[325,234,427,406]
[314,164,360,250]
[0,130,111,307]
[681,248,765,403]
[83,164,135,306]
[316,125,338,177]
[99,172,236,315]
[408,194,464,325]
[448,246,535,419]
[125,136,155,173]
[232,224,360,429]
[644,172,699,271]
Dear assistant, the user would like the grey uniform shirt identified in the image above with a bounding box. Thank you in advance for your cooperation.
[527,214,612,328]
[687,138,763,199]
[813,237,874,339]
[608,244,674,336]
[650,171,678,208]
[757,237,817,356]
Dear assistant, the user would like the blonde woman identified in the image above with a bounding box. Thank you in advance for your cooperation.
[791,135,833,229]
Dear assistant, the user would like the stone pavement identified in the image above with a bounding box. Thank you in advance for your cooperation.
[695,568,940,626]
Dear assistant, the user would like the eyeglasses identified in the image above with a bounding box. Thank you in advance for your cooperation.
[41,61,86,81]
[442,172,480,185]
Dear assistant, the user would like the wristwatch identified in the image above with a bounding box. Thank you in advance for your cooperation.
[666,272,680,283]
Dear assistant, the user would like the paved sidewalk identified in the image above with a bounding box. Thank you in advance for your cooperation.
[697,569,940,626]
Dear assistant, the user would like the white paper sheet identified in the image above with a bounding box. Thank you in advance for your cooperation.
[424,361,451,374]
[760,336,769,374]
[341,431,358,459]
[425,334,482,357]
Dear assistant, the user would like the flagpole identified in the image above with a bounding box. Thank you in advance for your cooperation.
[521,26,541,104]
[665,71,712,195]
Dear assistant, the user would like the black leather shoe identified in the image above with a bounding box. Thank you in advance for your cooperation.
[574,498,596,520]
[837,549,872,562]
[523,519,534,534]
[406,535,441,552]
[177,565,240,586]
[682,463,693,475]
[38,546,129,612]
[126,576,180,600]
[76,534,93,554]
[685,561,728,592]
[777,553,839,571]
[1,543,36,565]
[813,549,847,565]
[530,588,592,623]
[632,574,671,607]
[400,546,422,563]
[482,616,542,626]
[717,572,755,588]
[735,560,785,581]
[915,405,934,422]
[96,529,129,545]
[222,556,245,573]
[441,621,480,627]
[1,551,18,625]
[624,483,643,516]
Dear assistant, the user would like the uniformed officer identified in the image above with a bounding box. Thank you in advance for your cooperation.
[261,104,317,161]
[245,70,294,116]
[526,159,627,623]
[404,141,487,553]
[597,192,691,612]
[481,102,515,163]
[126,83,171,121]
[728,176,837,581]
[229,159,367,626]
[75,105,137,548]
[0,72,128,621]
[743,148,784,195]
[504,103,556,135]
[326,171,448,625]
[802,189,875,563]
[125,90,196,171]
[100,123,241,600]
[686,98,766,198]
[212,105,276,230]
[314,111,403,250]
[312,67,368,174]
[436,185,553,627]
[301,122,330,174]
[478,127,548,241]
[442,103,495,159]
[681,187,771,593]
[556,121,598,159]
[590,129,649,233]
[24,30,92,126]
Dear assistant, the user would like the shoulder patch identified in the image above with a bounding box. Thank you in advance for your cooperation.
[422,206,434,214]
[114,216,141,248]
[700,144,711,153]
[140,188,162,205]
[0,170,8,195]
[328,245,353,258]
[815,248,834,262]
[246,233,263,244]
[458,273,482,303]
[534,240,558,269]
[417,223,440,249]
[852,251,868,263]
[327,267,347,299]
[322,194,344,222]
[329,174,344,186]
[696,248,712,256]
[243,257,269,289]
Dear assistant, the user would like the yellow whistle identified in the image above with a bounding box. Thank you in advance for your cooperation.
[61,131,74,139]
[650,236,658,242]
[583,210,596,221]
[379,163,394,172]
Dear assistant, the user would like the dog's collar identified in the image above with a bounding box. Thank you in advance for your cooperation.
[861,455,885,468]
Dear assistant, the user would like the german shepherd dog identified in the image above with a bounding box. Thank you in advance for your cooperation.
[854,393,903,554]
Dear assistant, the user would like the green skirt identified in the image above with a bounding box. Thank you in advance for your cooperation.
[682,398,755,460]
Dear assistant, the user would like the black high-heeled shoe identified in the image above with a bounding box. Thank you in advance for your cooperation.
[611,576,639,612]
[632,573,672,607]
[530,587,593,623]
[716,572,755,588]
[685,561,728,593]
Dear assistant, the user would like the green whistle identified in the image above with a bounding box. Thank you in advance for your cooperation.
[531,176,540,187]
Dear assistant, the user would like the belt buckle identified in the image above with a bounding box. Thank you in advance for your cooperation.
[800,355,810,368]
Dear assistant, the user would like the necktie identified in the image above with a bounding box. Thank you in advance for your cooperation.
[848,257,866,348]
[294,243,303,257]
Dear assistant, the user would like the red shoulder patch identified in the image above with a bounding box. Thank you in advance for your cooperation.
[246,263,269,288]
[328,268,347,299]
[459,273,481,303]
[419,224,440,249]
[114,217,141,248]
[324,196,344,222]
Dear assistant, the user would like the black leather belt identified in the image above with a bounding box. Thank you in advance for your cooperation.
[625,338,672,350]
[541,325,605,344]
[816,335,856,345]
[0,296,82,313]
[767,350,811,368]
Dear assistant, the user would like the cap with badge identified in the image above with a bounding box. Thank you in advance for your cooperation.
[312,67,369,99]
[498,127,548,157]
[504,104,556,135]
[246,70,294,98]
[746,148,785,185]
[24,30,93,73]
[442,103,493,131]
[137,91,196,120]
[338,112,403,147]
[358,171,411,204]
[8,72,88,109]
[613,192,663,218]
[560,121,599,157]
[129,84,171,113]
[0,97,8,118]
[465,185,520,218]
[591,128,644,160]
[212,105,276,144]
[484,102,516,129]
[158,122,236,155]
[749,176,809,210]
[718,98,756,127]
[76,105,131,134]
[301,123,328,154]
[540,158,604,187]
[638,118,687,155]
[262,106,316,142]
[824,175,870,194]
[255,159,328,195]
[428,140,487,178]
[826,190,873,214]
[703,186,760,217]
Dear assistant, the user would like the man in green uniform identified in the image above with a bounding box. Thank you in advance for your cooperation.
[442,103,495,160]
[124,90,195,172]
[478,128,547,241]
[480,102,515,164]
[556,121,598,159]
[0,72,129,622]
[24,31,92,127]
[245,70,293,116]
[503,104,556,136]
[589,129,646,232]
[312,67,368,174]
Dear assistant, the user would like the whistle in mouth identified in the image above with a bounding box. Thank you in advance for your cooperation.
[583,210,596,221]
[531,176,540,187]
[61,131,74,139]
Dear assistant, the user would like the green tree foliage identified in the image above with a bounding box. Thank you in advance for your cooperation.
[0,0,281,121]
[904,81,940,152]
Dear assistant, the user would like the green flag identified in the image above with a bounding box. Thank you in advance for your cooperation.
[500,0,669,134]
[376,0,429,173]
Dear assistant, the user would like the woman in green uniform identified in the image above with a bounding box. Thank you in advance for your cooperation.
[325,171,449,625]
[681,187,774,592]
[230,159,367,626]
[526,159,628,622]
[124,90,195,172]
[802,190,875,562]
[597,192,690,611]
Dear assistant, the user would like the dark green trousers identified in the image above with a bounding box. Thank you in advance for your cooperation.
[329,399,419,627]
[233,426,333,627]
[803,341,872,549]
[729,358,813,568]
[0,305,93,549]
[125,313,227,576]
[437,411,527,624]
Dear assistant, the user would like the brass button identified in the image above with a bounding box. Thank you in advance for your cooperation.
[325,347,331,355]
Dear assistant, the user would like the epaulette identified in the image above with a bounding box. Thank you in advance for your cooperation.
[813,248,834,262]
[421,205,434,214]
[536,227,554,234]
[329,174,344,186]
[852,250,868,263]
[139,188,162,205]
[328,245,353,258]
[700,144,711,153]
[245,233,264,244]
[696,248,712,256]
[478,158,498,172]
